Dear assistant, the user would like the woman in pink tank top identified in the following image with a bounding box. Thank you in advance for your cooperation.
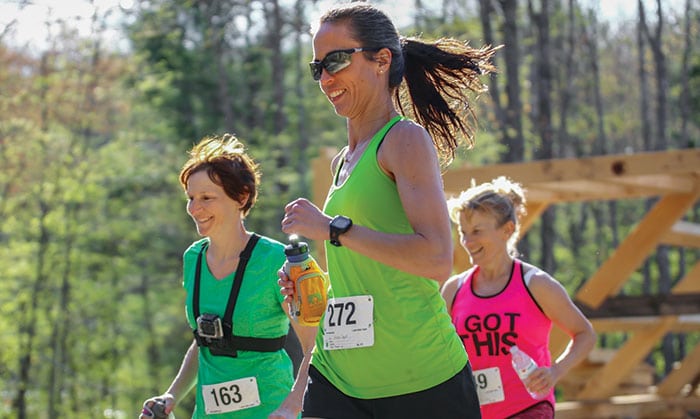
[441,176,596,419]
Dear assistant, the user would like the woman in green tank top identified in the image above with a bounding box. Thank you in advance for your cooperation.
[279,3,499,419]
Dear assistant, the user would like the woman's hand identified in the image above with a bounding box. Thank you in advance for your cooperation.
[139,393,174,418]
[278,269,296,306]
[281,198,330,242]
[523,366,555,398]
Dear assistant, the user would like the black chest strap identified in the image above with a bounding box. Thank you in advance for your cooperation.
[192,234,286,356]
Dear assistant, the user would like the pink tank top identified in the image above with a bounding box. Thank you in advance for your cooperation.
[451,260,556,418]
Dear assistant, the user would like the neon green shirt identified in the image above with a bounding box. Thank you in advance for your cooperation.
[183,236,296,418]
[313,116,468,398]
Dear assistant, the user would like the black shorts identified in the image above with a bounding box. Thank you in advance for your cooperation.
[302,363,481,419]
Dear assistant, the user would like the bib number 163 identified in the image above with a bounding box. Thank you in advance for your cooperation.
[202,377,260,414]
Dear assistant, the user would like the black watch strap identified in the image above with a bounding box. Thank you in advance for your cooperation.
[329,215,352,247]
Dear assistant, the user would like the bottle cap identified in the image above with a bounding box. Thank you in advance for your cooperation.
[284,234,309,257]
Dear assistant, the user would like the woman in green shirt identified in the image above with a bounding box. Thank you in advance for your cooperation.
[279,2,498,418]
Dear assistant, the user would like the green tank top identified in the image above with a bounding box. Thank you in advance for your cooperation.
[313,115,468,398]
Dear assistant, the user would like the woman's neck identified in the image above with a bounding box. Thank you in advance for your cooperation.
[207,224,250,263]
[347,106,399,148]
[477,254,514,282]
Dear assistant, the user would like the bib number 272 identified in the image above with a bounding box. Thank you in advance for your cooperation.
[326,301,357,326]
[323,295,374,350]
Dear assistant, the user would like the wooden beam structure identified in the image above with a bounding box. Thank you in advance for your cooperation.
[672,261,700,294]
[576,316,678,399]
[441,149,700,199]
[660,221,700,248]
[575,190,700,309]
[590,315,700,334]
[574,245,700,400]
[556,394,700,419]
[655,342,700,397]
[578,293,700,318]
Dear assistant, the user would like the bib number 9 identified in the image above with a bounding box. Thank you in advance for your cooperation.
[472,367,504,405]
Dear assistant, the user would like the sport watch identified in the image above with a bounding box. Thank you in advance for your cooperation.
[329,215,353,247]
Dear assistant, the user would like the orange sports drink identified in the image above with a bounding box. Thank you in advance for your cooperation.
[283,235,328,326]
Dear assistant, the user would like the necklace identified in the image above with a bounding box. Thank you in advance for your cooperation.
[343,139,371,164]
[344,114,396,165]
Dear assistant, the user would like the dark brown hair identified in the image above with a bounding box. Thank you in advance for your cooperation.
[179,134,260,216]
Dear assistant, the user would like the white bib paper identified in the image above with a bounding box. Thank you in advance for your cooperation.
[202,376,260,414]
[473,367,505,405]
[323,295,374,350]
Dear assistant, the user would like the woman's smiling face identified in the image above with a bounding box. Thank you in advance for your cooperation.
[186,170,241,237]
[312,22,380,118]
[458,209,511,265]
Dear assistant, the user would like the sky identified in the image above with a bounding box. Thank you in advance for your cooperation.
[0,0,687,54]
[0,0,134,52]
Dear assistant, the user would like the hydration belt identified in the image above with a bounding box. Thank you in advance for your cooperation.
[192,233,286,357]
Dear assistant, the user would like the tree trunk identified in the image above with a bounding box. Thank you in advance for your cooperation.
[142,270,162,395]
[293,0,309,197]
[527,0,555,273]
[558,0,577,158]
[678,0,692,148]
[637,0,653,151]
[244,2,263,131]
[267,0,286,135]
[478,0,506,134]
[678,0,697,148]
[14,199,50,419]
[644,0,669,151]
[13,48,55,419]
[583,11,608,155]
[48,214,76,419]
[498,0,524,163]
[211,4,236,132]
[643,0,674,373]
[480,0,528,253]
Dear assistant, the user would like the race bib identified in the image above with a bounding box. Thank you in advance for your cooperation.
[201,376,260,414]
[323,295,374,350]
[473,367,505,405]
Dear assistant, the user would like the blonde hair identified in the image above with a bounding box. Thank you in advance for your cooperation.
[447,176,527,257]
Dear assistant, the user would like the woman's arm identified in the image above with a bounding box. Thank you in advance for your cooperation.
[165,339,199,403]
[361,120,454,282]
[440,273,463,312]
[268,304,319,419]
[140,339,199,417]
[526,269,596,394]
[282,121,453,283]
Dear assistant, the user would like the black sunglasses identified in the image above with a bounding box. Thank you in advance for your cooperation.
[309,47,381,81]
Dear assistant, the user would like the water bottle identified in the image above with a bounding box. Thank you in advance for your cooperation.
[283,234,328,326]
[510,345,545,399]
